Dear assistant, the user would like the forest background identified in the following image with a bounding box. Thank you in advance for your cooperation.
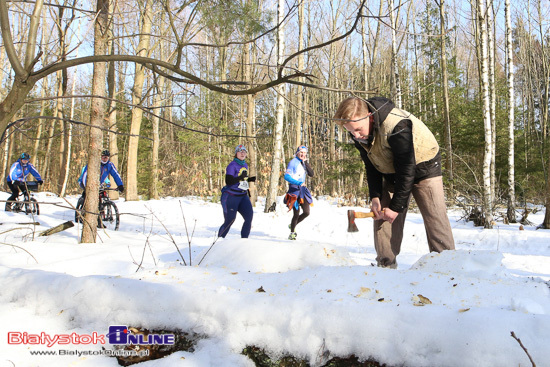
[1,0,550,234]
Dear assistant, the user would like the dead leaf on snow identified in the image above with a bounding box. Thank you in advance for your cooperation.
[412,294,432,306]
[418,294,432,304]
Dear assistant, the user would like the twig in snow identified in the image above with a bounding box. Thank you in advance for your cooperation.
[179,200,197,266]
[511,331,536,367]
[131,214,157,272]
[148,207,187,266]
[0,242,38,263]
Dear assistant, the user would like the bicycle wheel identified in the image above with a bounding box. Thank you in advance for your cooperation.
[99,200,119,231]
[75,196,84,223]
[25,197,39,215]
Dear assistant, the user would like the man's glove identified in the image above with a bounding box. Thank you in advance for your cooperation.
[247,176,256,183]
[117,185,125,193]
[37,180,43,185]
[238,171,248,180]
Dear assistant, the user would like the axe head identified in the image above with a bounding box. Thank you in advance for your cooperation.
[347,210,359,232]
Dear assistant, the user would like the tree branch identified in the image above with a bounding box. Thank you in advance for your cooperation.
[0,0,26,77]
[278,0,367,79]
[23,0,43,70]
[29,54,303,96]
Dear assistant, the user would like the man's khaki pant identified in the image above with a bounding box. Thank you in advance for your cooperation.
[373,176,455,268]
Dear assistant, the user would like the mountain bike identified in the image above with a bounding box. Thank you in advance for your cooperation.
[75,185,120,230]
[9,181,40,215]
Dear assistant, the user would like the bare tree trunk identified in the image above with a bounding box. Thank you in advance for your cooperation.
[243,37,258,205]
[55,69,66,194]
[150,74,165,200]
[265,0,286,212]
[60,64,78,197]
[126,0,153,201]
[389,0,402,108]
[438,0,453,192]
[488,2,497,205]
[295,0,305,149]
[82,0,109,243]
[33,22,49,167]
[537,0,549,146]
[1,127,9,183]
[368,0,383,88]
[33,80,47,166]
[42,111,56,180]
[361,14,368,92]
[107,21,119,200]
[477,0,493,229]
[411,7,423,116]
[505,0,516,224]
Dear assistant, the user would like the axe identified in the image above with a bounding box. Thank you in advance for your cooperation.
[347,209,383,232]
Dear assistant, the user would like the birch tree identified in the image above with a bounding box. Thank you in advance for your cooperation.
[487,2,496,204]
[477,0,493,228]
[265,0,286,212]
[505,0,516,223]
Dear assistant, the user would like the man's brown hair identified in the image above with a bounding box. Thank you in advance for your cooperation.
[333,97,370,126]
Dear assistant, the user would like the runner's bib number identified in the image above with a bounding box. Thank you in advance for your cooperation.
[238,181,249,190]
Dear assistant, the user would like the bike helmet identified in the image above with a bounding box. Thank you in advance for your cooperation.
[20,152,30,160]
[101,149,110,157]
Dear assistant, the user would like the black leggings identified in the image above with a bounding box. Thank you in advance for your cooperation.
[6,181,20,202]
[290,201,310,232]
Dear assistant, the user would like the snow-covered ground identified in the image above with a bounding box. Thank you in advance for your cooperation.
[1,190,549,367]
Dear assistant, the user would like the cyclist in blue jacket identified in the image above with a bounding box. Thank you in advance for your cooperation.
[78,150,124,197]
[284,145,314,240]
[5,153,43,211]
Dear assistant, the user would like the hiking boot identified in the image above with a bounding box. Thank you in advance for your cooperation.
[377,258,397,269]
[288,232,297,240]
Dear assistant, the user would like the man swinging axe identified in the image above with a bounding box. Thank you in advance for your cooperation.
[334,96,455,269]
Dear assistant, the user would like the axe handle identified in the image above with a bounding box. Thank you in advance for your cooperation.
[354,209,384,219]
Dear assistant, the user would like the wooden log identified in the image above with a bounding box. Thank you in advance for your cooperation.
[39,221,74,237]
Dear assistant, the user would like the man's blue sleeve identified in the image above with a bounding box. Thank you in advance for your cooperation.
[8,162,19,181]
[28,164,42,181]
[108,162,124,186]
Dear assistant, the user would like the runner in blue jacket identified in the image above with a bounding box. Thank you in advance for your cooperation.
[5,153,43,211]
[217,144,256,238]
[284,145,314,240]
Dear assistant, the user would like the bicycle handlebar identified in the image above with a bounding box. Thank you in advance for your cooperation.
[98,184,122,192]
